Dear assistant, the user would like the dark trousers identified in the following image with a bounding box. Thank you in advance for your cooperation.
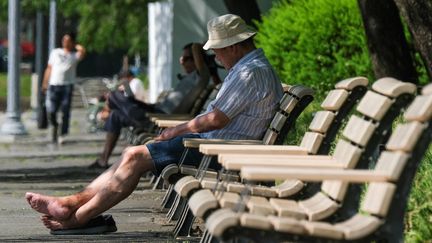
[104,90,164,133]
[45,84,74,135]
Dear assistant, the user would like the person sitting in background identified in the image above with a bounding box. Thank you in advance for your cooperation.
[96,70,146,123]
[88,43,210,169]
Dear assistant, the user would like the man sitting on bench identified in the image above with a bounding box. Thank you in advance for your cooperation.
[25,14,284,232]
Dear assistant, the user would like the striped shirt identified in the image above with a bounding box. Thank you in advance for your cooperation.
[201,48,283,140]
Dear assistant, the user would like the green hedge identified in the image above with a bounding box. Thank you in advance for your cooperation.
[255,0,374,96]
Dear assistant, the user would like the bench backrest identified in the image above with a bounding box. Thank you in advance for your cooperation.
[188,83,219,116]
[322,78,416,202]
[261,85,314,145]
[340,88,432,241]
[299,77,368,154]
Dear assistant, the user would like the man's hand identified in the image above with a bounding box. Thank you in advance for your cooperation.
[75,44,86,60]
[154,127,181,141]
[154,108,229,142]
[42,83,48,94]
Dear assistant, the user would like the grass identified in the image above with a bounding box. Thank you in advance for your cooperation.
[405,147,432,242]
[0,72,32,98]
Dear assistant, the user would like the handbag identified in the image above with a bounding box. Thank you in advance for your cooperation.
[37,93,48,129]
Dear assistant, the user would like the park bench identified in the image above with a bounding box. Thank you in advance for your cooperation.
[161,84,314,231]
[182,77,416,239]
[170,77,377,237]
[154,84,313,192]
[203,84,432,243]
[145,83,296,189]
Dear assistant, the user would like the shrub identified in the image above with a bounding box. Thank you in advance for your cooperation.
[255,0,374,96]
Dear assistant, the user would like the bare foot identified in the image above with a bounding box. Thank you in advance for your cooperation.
[25,192,72,220]
[41,214,84,230]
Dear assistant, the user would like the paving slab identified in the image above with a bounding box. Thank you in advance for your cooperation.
[0,109,181,242]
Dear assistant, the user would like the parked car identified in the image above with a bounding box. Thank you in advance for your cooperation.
[0,40,35,72]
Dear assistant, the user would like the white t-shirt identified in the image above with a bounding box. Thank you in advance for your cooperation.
[48,48,80,85]
[129,78,146,103]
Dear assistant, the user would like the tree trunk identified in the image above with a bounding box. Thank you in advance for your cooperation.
[393,0,432,81]
[223,0,261,27]
[358,0,418,83]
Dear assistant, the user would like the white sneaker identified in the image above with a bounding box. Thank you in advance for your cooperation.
[58,135,66,145]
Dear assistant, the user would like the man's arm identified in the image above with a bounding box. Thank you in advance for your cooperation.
[191,43,209,78]
[75,44,86,60]
[42,64,52,93]
[155,108,229,141]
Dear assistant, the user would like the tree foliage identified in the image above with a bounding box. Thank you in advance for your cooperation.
[58,0,150,55]
[0,0,48,21]
[255,0,373,94]
[0,0,151,55]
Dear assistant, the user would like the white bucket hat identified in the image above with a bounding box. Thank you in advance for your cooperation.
[203,14,256,50]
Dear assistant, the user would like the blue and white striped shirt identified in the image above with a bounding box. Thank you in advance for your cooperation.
[201,48,283,140]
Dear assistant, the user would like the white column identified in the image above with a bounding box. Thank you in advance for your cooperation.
[148,1,173,103]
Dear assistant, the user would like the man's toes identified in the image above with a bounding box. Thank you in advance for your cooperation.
[41,214,52,220]
[25,192,34,203]
[42,218,59,230]
[48,220,63,230]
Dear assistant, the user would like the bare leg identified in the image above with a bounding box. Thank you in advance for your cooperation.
[25,151,124,219]
[97,132,120,167]
[41,145,155,229]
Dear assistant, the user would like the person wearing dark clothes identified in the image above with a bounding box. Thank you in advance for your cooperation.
[89,43,210,168]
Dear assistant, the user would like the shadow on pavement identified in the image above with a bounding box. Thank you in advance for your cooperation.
[0,231,175,242]
[0,166,105,183]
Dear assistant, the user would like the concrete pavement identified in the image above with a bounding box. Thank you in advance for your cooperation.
[0,109,176,242]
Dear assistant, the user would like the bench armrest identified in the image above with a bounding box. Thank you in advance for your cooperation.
[155,119,189,128]
[221,155,338,170]
[183,138,263,148]
[240,166,390,183]
[219,154,332,164]
[198,144,308,156]
[149,114,193,122]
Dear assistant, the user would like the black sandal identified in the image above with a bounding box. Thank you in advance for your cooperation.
[50,214,117,235]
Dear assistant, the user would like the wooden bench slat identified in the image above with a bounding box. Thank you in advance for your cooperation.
[356,91,393,120]
[240,167,391,182]
[198,144,308,156]
[404,95,432,122]
[334,76,368,90]
[342,115,376,147]
[371,77,416,98]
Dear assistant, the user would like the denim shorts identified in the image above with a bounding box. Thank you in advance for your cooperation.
[146,133,221,176]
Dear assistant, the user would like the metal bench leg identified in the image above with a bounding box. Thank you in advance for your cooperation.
[152,175,165,190]
[173,205,195,238]
[168,196,186,222]
[166,193,180,219]
[161,185,176,208]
